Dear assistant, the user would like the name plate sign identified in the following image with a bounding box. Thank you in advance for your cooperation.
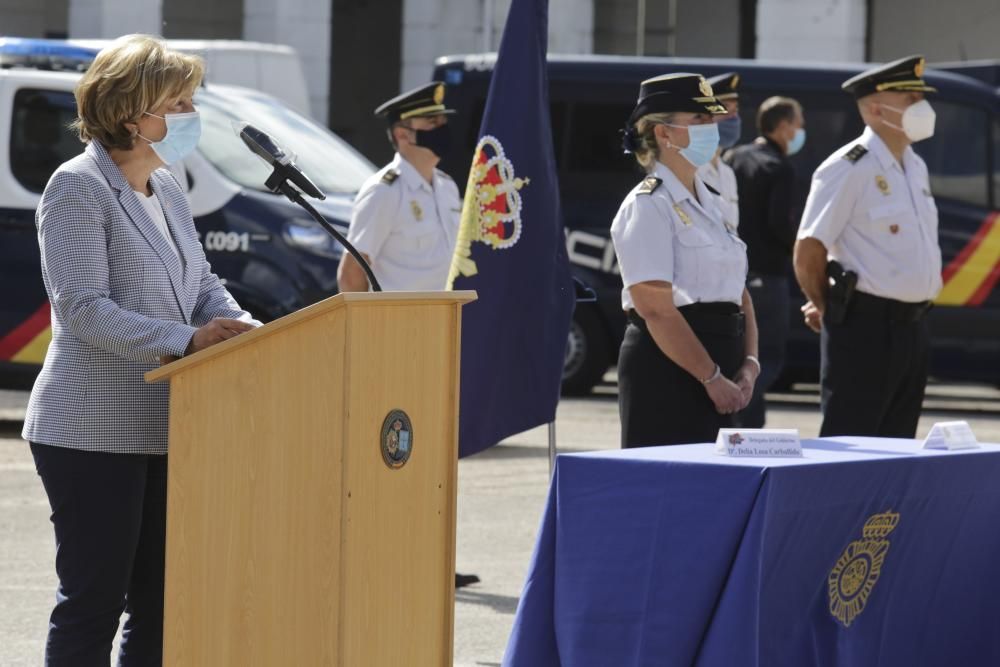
[922,420,979,451]
[715,429,803,458]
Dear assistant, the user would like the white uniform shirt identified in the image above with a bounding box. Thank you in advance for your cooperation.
[135,190,182,264]
[347,153,461,291]
[798,126,942,303]
[697,157,740,230]
[611,160,748,310]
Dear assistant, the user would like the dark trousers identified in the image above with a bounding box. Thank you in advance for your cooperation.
[30,443,168,667]
[618,306,745,448]
[819,294,930,438]
[740,274,790,428]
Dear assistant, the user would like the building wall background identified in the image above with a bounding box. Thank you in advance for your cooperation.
[163,0,243,40]
[870,0,1000,62]
[756,0,866,62]
[593,0,742,58]
[3,0,1000,163]
[0,0,68,38]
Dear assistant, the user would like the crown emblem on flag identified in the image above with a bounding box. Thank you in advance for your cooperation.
[447,135,530,285]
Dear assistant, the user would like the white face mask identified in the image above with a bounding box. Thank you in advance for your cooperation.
[881,99,936,143]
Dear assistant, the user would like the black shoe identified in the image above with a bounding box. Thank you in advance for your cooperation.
[455,573,480,588]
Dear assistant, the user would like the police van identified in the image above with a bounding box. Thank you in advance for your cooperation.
[0,39,375,387]
[433,54,1000,394]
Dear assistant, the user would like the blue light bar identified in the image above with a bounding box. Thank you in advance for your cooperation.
[0,37,98,71]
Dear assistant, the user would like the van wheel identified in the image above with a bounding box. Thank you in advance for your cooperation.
[562,306,610,396]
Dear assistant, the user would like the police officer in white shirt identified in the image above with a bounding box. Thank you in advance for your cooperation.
[338,82,461,292]
[794,55,941,438]
[698,72,741,229]
[613,73,761,448]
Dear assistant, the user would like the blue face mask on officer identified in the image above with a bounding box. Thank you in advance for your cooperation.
[665,121,720,167]
[716,115,742,149]
[138,110,201,165]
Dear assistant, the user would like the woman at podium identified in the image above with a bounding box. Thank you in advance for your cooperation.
[21,35,259,665]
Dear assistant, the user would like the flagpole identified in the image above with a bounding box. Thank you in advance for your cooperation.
[548,421,557,476]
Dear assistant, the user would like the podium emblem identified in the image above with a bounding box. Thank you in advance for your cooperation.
[828,510,900,627]
[381,409,413,469]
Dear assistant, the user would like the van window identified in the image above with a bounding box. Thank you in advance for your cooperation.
[196,86,375,195]
[10,89,82,193]
[913,101,989,208]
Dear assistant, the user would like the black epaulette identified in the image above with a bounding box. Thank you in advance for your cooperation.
[843,144,869,164]
[703,182,721,196]
[381,169,400,185]
[636,176,662,195]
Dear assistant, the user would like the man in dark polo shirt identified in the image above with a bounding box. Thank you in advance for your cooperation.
[725,96,805,427]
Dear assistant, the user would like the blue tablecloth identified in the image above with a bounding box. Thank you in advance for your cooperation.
[503,437,1000,667]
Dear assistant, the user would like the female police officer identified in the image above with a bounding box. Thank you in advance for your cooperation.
[612,73,761,447]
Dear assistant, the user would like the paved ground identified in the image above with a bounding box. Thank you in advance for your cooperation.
[1,382,999,666]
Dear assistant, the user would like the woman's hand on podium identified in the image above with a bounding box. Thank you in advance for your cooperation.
[186,318,256,355]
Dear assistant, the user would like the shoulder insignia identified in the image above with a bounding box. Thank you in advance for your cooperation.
[703,182,721,196]
[381,169,400,185]
[843,144,869,164]
[637,176,662,195]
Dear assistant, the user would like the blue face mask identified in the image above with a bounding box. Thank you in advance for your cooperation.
[139,111,201,165]
[716,116,742,149]
[787,127,806,156]
[666,122,720,167]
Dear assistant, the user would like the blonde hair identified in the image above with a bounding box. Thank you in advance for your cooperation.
[72,34,204,150]
[632,112,674,172]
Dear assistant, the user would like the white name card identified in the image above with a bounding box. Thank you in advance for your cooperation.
[922,420,979,451]
[715,429,802,457]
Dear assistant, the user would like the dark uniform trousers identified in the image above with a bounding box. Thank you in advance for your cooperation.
[819,291,930,438]
[30,443,168,667]
[619,303,745,448]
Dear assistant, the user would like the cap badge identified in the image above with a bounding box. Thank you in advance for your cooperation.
[731,74,740,89]
[433,84,445,105]
[875,175,890,195]
[698,77,713,98]
[914,59,925,78]
[411,200,424,221]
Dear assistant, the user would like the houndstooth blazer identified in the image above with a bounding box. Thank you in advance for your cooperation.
[22,141,259,455]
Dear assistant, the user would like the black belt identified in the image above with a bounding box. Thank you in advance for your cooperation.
[852,291,932,323]
[627,302,745,338]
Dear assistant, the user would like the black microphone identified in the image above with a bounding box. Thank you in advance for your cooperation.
[233,121,382,292]
[236,122,325,200]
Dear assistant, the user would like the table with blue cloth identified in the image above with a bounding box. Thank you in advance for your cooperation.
[503,437,1000,667]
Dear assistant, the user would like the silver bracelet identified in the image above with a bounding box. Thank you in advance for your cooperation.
[701,364,722,385]
[745,355,761,373]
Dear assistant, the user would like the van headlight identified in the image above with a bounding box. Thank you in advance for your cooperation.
[282,218,345,259]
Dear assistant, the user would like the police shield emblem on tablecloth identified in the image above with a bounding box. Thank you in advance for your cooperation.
[380,409,413,469]
[828,510,900,627]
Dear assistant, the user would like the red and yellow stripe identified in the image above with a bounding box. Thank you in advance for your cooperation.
[0,303,52,364]
[936,212,1000,306]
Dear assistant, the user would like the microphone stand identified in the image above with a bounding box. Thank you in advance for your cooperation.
[264,169,382,292]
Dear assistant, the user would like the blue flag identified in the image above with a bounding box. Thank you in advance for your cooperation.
[446,0,574,458]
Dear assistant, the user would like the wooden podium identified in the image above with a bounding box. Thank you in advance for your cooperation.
[146,291,476,666]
